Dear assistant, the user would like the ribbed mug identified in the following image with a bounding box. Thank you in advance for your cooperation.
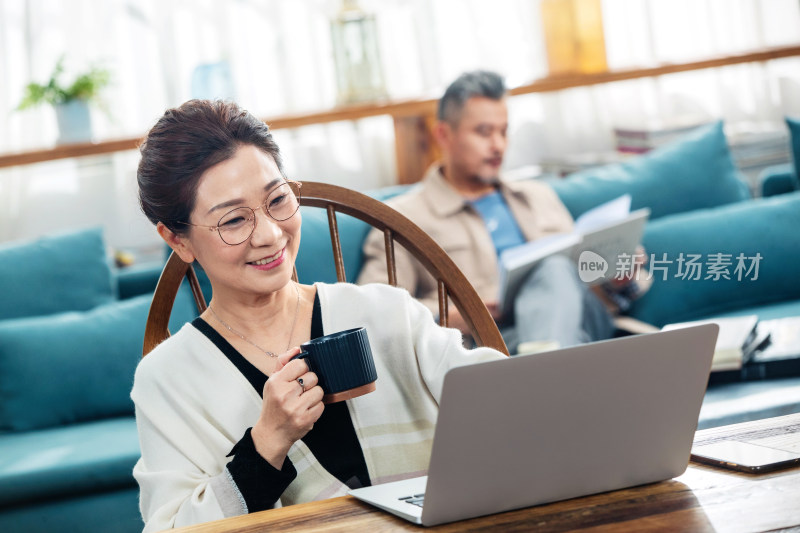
[294,327,377,403]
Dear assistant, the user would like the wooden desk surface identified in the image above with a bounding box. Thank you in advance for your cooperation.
[175,415,800,532]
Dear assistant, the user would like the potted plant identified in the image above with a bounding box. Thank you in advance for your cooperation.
[17,57,111,144]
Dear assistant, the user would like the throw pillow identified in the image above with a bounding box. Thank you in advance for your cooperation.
[0,227,115,320]
[627,190,800,326]
[0,290,197,432]
[549,122,750,220]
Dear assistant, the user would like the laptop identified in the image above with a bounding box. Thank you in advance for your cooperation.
[349,324,718,526]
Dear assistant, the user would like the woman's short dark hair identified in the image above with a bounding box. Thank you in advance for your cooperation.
[137,99,285,234]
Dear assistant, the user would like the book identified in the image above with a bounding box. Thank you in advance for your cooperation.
[679,316,800,384]
[734,317,800,381]
[753,317,800,362]
[662,315,761,372]
[497,195,650,317]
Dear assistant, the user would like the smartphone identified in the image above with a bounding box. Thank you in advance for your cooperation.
[691,441,800,473]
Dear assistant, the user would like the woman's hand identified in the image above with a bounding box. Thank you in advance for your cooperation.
[251,347,324,469]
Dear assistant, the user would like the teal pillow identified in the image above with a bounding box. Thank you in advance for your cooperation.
[0,227,115,320]
[550,122,750,220]
[628,191,800,326]
[295,186,409,284]
[296,207,372,284]
[0,290,197,432]
[786,116,800,184]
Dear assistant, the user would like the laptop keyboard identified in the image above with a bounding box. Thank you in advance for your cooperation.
[399,493,425,508]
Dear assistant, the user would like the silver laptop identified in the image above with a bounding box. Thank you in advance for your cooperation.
[350,324,718,526]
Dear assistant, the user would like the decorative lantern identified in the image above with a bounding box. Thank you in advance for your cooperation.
[330,0,388,104]
[541,0,607,76]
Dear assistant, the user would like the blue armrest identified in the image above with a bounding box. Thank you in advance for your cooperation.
[759,163,799,197]
[115,262,164,300]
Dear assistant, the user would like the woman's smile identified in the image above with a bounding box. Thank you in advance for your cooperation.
[247,248,286,270]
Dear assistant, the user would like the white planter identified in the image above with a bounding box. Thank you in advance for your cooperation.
[55,100,93,144]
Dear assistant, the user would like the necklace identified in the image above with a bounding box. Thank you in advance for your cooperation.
[209,283,301,358]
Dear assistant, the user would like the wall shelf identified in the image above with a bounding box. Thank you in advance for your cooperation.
[2,44,799,183]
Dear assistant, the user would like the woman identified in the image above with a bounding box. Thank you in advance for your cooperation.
[132,99,505,531]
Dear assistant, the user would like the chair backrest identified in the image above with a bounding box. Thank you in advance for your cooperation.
[142,181,509,356]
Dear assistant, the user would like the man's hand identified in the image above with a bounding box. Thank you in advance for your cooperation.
[484,301,503,321]
[611,245,648,286]
[445,301,503,335]
[599,245,652,315]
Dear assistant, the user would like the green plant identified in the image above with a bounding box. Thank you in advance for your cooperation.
[17,57,110,110]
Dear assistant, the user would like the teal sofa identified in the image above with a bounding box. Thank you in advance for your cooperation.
[298,121,800,431]
[1,121,799,532]
[300,122,800,429]
[547,121,800,327]
[0,228,198,533]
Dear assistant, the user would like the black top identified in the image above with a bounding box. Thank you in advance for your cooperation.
[192,292,370,512]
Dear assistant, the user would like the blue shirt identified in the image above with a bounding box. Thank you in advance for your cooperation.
[469,191,527,257]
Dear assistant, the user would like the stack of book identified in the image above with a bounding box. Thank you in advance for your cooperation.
[725,122,792,185]
[613,118,710,154]
[613,119,792,188]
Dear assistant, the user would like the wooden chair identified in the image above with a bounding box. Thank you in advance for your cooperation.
[142,181,509,356]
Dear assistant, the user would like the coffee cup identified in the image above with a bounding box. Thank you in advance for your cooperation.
[293,327,378,403]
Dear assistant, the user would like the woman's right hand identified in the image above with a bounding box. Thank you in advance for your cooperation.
[251,347,324,469]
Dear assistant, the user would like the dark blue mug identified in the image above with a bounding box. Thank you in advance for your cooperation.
[293,327,378,403]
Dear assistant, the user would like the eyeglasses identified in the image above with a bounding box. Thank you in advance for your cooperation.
[178,180,302,245]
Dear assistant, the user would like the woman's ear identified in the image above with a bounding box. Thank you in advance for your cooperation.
[156,222,196,264]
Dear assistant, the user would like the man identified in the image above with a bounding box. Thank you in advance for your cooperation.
[357,70,638,353]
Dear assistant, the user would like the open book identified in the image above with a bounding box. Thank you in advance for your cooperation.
[752,317,800,362]
[497,195,650,316]
[662,315,765,372]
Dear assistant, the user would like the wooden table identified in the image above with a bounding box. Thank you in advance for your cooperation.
[175,416,800,532]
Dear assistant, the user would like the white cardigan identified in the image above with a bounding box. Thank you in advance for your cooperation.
[131,282,504,531]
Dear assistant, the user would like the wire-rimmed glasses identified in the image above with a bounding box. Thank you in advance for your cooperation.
[178,180,302,245]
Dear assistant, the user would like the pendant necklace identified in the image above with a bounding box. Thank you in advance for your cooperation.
[209,282,301,358]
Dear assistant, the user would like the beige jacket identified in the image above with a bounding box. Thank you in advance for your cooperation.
[357,165,574,314]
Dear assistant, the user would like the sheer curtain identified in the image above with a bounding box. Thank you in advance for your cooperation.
[1,0,799,257]
[504,0,800,169]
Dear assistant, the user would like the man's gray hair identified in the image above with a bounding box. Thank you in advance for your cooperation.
[437,70,507,125]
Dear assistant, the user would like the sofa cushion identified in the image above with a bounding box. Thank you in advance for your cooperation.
[550,122,750,220]
[628,191,800,326]
[296,208,368,284]
[759,163,798,197]
[0,418,139,506]
[0,487,143,533]
[0,290,197,432]
[787,116,800,183]
[296,186,410,284]
[0,227,115,320]
[115,261,164,300]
